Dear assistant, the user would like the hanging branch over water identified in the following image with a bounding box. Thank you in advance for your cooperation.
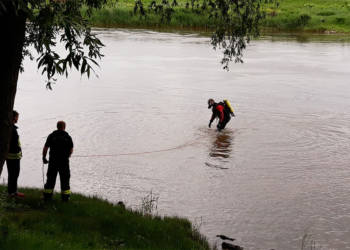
[210,0,265,69]
[133,0,275,69]
[0,0,107,89]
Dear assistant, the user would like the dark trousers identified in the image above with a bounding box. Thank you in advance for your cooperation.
[44,160,70,200]
[6,159,20,194]
[217,114,231,131]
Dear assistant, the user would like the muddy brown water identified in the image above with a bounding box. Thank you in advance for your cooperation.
[4,29,350,249]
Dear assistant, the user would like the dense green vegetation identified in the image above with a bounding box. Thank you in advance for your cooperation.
[0,186,209,250]
[263,0,350,33]
[88,0,350,33]
[87,0,214,30]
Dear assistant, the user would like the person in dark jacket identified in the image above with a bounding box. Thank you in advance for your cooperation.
[6,110,24,197]
[42,121,73,201]
[208,99,233,131]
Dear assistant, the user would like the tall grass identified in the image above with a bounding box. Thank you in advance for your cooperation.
[0,186,210,250]
[86,0,350,33]
[263,0,350,33]
[88,6,213,30]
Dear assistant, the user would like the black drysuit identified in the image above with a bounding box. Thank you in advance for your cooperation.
[209,102,231,131]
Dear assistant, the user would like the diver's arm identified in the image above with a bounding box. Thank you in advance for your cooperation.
[209,112,216,127]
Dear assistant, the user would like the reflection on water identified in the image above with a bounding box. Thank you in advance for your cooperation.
[205,130,233,170]
[209,130,233,159]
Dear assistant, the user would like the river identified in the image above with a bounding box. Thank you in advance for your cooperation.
[5,29,350,249]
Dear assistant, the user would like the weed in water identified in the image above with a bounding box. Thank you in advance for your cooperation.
[140,190,159,215]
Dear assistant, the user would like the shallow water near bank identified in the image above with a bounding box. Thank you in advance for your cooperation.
[5,29,350,249]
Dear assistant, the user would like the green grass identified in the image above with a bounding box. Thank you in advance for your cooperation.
[0,186,210,250]
[86,0,350,33]
[87,3,213,30]
[263,0,350,33]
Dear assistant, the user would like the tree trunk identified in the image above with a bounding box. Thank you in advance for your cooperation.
[0,2,26,176]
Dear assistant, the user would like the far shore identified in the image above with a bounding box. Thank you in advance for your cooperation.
[86,0,350,35]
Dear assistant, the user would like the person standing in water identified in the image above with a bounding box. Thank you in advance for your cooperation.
[208,99,235,131]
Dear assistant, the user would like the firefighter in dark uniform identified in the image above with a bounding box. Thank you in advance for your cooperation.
[208,99,234,131]
[42,121,73,201]
[6,110,24,197]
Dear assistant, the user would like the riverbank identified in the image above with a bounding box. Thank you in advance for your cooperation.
[87,0,350,34]
[0,186,210,250]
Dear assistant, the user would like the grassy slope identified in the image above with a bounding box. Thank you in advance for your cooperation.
[88,0,350,33]
[263,0,350,33]
[0,186,209,250]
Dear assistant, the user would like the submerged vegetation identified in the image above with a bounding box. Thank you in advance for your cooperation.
[0,186,209,250]
[87,0,350,33]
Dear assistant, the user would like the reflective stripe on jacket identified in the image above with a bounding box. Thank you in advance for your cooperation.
[7,125,22,160]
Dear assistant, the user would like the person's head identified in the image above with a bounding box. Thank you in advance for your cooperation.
[208,98,215,109]
[12,110,19,124]
[57,121,66,131]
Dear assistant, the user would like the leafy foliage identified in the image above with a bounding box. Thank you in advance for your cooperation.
[1,0,270,86]
[1,0,108,88]
[296,14,311,27]
[209,0,266,69]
